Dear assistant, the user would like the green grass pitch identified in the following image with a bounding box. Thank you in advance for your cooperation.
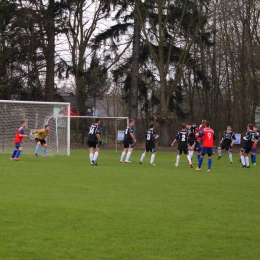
[1,149,260,260]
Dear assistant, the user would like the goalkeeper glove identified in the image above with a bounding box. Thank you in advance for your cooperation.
[98,140,102,147]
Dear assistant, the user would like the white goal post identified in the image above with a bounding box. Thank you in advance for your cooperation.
[0,100,70,156]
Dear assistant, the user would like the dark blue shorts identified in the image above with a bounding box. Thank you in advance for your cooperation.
[251,148,256,153]
[195,142,202,152]
[201,147,213,156]
[15,142,23,148]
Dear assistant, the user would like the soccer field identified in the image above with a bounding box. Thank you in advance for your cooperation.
[1,150,260,260]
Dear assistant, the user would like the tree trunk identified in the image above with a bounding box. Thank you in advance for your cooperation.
[45,0,55,101]
[76,54,87,145]
[130,10,140,128]
[159,121,170,147]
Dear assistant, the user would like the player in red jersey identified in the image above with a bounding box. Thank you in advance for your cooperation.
[198,119,206,146]
[199,119,206,132]
[196,121,216,172]
[11,121,28,161]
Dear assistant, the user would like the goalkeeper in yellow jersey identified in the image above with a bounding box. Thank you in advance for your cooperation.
[32,125,50,156]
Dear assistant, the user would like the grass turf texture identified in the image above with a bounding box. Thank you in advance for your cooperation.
[0,150,260,260]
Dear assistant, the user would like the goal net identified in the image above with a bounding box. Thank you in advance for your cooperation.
[70,116,129,151]
[0,100,70,156]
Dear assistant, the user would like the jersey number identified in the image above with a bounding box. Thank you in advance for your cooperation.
[182,135,186,141]
[89,127,95,134]
[147,134,151,140]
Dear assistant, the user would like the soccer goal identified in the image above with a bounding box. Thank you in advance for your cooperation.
[0,100,70,156]
[70,116,129,151]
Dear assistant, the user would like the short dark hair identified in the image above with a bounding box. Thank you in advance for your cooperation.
[21,121,26,125]
[247,124,253,130]
[129,119,134,124]
[94,118,100,123]
[149,122,155,128]
[182,123,186,129]
[205,121,210,127]
[45,124,50,128]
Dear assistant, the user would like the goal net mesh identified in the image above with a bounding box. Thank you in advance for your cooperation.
[0,101,70,156]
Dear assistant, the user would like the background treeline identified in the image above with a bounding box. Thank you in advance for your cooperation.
[0,0,260,145]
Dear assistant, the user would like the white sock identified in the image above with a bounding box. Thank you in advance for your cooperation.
[187,155,191,163]
[218,149,222,157]
[241,156,245,165]
[229,153,233,162]
[190,151,194,159]
[89,153,94,162]
[140,153,146,162]
[126,152,131,161]
[120,151,126,162]
[176,155,180,165]
[245,157,249,166]
[94,152,99,161]
[150,154,155,164]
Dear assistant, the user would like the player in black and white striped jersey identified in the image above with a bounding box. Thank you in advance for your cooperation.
[140,122,159,166]
[120,119,137,163]
[87,118,101,166]
[171,123,193,168]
